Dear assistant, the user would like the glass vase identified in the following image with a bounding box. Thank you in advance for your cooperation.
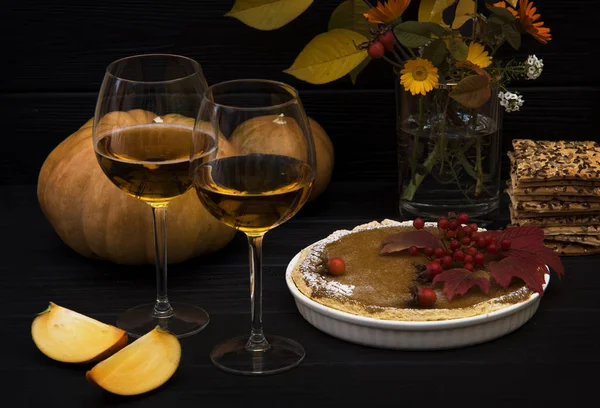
[396,81,502,225]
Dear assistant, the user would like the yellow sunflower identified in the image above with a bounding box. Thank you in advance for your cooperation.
[466,42,492,68]
[517,0,552,44]
[400,58,439,96]
[363,0,411,24]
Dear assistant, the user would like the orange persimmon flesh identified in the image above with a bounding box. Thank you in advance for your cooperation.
[86,326,181,396]
[31,302,127,363]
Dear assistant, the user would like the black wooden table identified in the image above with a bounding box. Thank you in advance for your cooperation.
[2,181,598,407]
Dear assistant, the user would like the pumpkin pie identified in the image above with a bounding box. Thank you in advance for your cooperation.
[290,220,533,321]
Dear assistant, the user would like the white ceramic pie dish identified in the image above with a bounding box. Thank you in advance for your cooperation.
[286,250,549,350]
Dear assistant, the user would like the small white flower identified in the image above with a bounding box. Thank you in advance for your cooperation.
[525,54,544,80]
[498,91,524,112]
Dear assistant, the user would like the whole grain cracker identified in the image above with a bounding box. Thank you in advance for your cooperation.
[511,139,600,184]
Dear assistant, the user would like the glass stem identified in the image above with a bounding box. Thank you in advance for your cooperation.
[246,233,270,352]
[151,204,174,318]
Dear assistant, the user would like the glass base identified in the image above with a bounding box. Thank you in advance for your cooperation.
[210,335,305,375]
[399,197,500,227]
[117,302,209,339]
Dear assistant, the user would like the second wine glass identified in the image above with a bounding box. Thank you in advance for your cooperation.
[190,79,316,375]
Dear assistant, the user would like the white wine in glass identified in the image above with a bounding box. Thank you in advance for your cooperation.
[93,54,212,339]
[191,80,316,375]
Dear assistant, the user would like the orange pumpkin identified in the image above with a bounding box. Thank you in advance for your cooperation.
[229,115,334,201]
[37,110,237,265]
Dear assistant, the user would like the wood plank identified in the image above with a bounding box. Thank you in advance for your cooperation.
[1,0,596,92]
[1,87,597,184]
[2,182,599,405]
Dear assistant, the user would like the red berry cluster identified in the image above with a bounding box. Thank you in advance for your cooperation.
[410,213,511,280]
[368,31,395,59]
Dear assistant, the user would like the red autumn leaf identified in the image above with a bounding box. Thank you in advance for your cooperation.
[499,226,564,277]
[456,60,492,80]
[432,268,491,301]
[380,230,442,254]
[488,256,548,295]
[500,225,545,243]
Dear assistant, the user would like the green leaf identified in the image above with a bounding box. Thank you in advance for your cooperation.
[349,57,371,84]
[450,75,491,108]
[226,0,314,31]
[420,22,451,38]
[422,39,448,67]
[487,7,517,23]
[502,22,521,50]
[284,29,368,84]
[328,0,375,38]
[393,21,432,48]
[486,15,506,26]
[447,37,468,61]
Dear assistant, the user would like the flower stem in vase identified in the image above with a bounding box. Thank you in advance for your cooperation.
[438,96,450,176]
[401,139,441,201]
[410,96,425,185]
[470,112,483,197]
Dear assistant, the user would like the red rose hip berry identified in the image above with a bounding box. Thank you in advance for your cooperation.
[424,246,434,256]
[461,237,471,246]
[466,246,478,255]
[413,217,425,230]
[500,239,511,250]
[442,255,453,267]
[378,31,396,51]
[448,219,459,231]
[408,246,419,256]
[438,217,450,230]
[476,237,487,248]
[427,261,443,278]
[457,213,469,224]
[464,254,474,264]
[464,263,474,271]
[417,287,437,307]
[454,250,465,262]
[450,239,460,250]
[487,243,498,254]
[327,257,345,276]
[474,252,485,264]
[434,247,445,258]
[368,41,385,59]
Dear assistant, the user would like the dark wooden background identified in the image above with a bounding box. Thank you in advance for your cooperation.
[1,0,597,186]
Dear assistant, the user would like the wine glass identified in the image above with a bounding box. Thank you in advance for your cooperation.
[190,79,316,375]
[93,54,211,338]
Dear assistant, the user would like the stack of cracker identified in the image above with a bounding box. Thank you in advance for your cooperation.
[507,139,600,256]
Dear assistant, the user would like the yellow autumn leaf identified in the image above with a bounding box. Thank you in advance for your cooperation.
[506,0,518,7]
[225,0,313,31]
[284,29,368,84]
[452,0,475,29]
[418,0,455,27]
